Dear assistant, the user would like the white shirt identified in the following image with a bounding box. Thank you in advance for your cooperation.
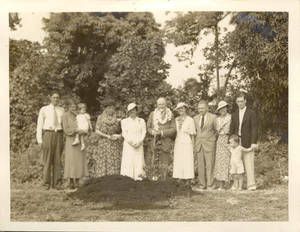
[238,107,247,136]
[36,104,64,144]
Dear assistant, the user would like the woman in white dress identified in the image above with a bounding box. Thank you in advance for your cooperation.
[121,103,146,181]
[173,102,196,185]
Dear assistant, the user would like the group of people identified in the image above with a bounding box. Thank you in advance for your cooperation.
[36,91,258,192]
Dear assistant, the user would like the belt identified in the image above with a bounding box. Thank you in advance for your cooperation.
[43,129,63,132]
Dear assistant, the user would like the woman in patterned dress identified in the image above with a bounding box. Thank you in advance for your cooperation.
[213,101,232,190]
[94,105,123,177]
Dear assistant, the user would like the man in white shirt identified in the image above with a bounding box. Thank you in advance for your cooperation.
[36,92,64,190]
[230,93,258,190]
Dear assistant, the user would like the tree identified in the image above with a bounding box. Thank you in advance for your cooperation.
[225,12,288,138]
[103,13,172,118]
[9,13,21,30]
[165,12,231,94]
[9,39,63,152]
[42,12,172,116]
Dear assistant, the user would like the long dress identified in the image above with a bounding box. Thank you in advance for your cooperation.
[173,116,196,179]
[94,113,122,177]
[62,111,88,179]
[213,113,231,182]
[120,117,146,180]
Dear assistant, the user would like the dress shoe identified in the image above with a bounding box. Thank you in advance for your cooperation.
[192,186,206,192]
[247,186,256,191]
[41,184,50,190]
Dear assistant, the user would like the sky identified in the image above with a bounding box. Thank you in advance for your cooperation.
[9,12,234,88]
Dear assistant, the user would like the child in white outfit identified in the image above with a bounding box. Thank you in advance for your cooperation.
[72,103,92,150]
[229,134,252,191]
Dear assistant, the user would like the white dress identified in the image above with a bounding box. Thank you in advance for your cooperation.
[76,113,91,133]
[230,146,245,174]
[173,116,196,179]
[121,117,146,180]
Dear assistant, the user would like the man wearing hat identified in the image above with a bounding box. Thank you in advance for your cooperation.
[147,97,176,181]
[230,92,258,190]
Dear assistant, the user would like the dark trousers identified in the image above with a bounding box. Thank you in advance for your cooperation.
[158,151,169,180]
[42,131,64,187]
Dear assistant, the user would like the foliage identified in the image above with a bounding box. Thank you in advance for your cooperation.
[9,13,21,30]
[227,12,288,137]
[255,134,288,188]
[165,12,231,92]
[10,143,43,184]
[165,12,288,137]
[172,77,212,116]
[9,39,64,152]
[42,12,172,115]
[104,29,171,117]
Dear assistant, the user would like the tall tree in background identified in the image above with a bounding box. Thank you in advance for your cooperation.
[104,13,172,117]
[42,13,125,112]
[165,12,231,96]
[226,12,288,138]
[42,12,172,114]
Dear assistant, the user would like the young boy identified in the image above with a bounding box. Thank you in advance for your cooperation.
[229,134,252,191]
[72,103,92,150]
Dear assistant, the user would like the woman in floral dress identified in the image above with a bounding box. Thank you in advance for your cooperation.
[213,101,232,190]
[94,105,123,177]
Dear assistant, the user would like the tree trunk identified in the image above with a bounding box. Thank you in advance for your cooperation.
[214,24,220,94]
[224,59,236,92]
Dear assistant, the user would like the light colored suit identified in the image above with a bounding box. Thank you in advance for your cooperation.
[194,112,217,188]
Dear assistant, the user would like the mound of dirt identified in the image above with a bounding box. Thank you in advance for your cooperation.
[69,175,193,209]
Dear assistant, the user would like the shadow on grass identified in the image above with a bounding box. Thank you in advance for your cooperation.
[68,175,202,210]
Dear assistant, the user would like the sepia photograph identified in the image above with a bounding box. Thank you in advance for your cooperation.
[7,10,289,222]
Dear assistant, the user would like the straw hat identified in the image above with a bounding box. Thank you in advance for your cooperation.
[127,103,137,112]
[216,100,228,111]
[175,102,188,111]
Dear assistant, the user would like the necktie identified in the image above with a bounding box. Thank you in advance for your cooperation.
[200,115,205,129]
[53,106,59,129]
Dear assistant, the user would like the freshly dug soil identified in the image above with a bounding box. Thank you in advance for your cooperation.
[69,175,194,209]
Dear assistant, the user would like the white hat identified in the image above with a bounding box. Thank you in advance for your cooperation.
[216,100,228,111]
[127,103,137,112]
[175,102,188,111]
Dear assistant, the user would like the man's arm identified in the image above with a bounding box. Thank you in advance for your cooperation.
[36,107,44,144]
[146,112,154,135]
[250,110,258,145]
[229,111,236,135]
[161,115,176,137]
[212,113,218,134]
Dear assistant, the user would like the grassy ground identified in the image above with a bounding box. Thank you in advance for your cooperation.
[11,182,288,221]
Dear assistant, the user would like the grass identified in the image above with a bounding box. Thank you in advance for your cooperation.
[11,182,288,221]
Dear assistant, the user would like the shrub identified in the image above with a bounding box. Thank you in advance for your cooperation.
[11,131,287,189]
[11,142,43,184]
[255,135,288,188]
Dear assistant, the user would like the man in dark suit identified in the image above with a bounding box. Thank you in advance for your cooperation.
[230,93,258,190]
